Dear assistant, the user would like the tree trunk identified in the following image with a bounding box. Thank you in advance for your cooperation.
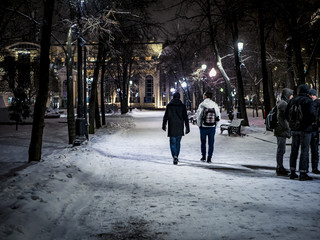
[285,38,295,89]
[95,94,101,128]
[100,55,106,125]
[28,0,55,162]
[120,62,129,114]
[287,5,305,85]
[66,27,76,144]
[258,3,275,115]
[89,40,103,134]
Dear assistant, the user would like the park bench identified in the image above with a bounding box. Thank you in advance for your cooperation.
[220,119,244,136]
[188,112,197,125]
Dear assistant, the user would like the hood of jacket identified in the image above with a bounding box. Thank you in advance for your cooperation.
[281,88,294,102]
[200,98,218,109]
[169,98,182,105]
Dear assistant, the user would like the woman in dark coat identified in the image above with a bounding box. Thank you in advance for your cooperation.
[162,92,190,165]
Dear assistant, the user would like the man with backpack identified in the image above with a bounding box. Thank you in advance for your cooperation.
[196,91,220,163]
[274,88,294,176]
[286,84,317,181]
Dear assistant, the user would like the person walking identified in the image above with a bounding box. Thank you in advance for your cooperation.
[162,92,190,165]
[196,91,220,163]
[274,88,294,176]
[286,84,316,181]
[308,89,320,174]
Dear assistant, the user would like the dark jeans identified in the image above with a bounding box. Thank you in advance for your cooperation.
[310,131,319,170]
[200,126,216,158]
[276,136,287,169]
[170,136,182,158]
[290,131,311,173]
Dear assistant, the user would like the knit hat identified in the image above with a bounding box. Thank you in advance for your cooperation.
[309,89,318,96]
[297,84,310,95]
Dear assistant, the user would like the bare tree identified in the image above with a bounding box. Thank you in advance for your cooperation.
[29,0,55,162]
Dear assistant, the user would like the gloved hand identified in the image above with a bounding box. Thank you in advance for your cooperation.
[162,126,166,131]
[186,129,190,134]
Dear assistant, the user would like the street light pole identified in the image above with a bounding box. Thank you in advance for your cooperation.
[236,40,243,119]
[74,0,86,145]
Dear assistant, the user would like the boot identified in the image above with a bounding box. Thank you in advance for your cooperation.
[276,167,289,176]
[299,173,313,181]
[173,156,178,165]
[289,170,298,179]
[207,157,212,163]
[200,156,206,162]
[312,169,320,174]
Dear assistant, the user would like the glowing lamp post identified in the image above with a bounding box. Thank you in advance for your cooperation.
[237,40,244,119]
[209,68,217,78]
[238,41,244,53]
[201,64,207,72]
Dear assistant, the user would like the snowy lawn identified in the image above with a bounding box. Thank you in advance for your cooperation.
[0,110,319,240]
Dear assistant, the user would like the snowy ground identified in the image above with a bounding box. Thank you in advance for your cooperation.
[0,109,319,240]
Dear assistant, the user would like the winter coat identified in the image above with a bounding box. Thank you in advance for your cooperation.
[285,84,316,132]
[274,88,293,138]
[162,99,190,137]
[196,98,221,128]
[312,99,320,131]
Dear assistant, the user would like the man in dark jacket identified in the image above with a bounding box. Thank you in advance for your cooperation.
[286,84,316,181]
[308,89,320,174]
[274,88,293,176]
[162,92,190,165]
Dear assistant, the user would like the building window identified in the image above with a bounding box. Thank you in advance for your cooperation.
[144,75,154,103]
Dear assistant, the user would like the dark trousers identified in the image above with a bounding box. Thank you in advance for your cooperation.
[276,136,287,169]
[290,131,311,173]
[310,131,319,170]
[200,126,216,158]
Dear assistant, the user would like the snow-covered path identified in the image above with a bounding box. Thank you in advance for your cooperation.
[0,110,319,240]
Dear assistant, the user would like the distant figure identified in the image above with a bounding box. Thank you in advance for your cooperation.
[274,88,293,176]
[162,92,190,165]
[196,91,220,163]
[286,84,316,181]
[308,89,320,174]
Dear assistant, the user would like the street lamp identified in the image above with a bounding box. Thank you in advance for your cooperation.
[74,0,87,145]
[201,64,207,72]
[180,80,192,110]
[237,40,244,119]
[238,41,244,53]
[209,67,217,78]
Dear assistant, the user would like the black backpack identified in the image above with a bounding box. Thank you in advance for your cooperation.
[288,103,303,130]
[266,105,278,131]
[202,107,217,126]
